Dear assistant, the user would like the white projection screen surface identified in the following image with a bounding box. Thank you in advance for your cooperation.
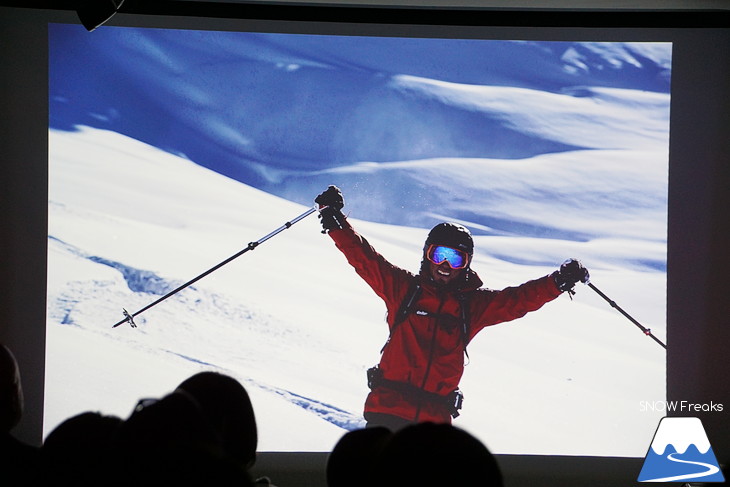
[46,23,670,456]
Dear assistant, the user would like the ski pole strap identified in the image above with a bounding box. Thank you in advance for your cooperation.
[367,366,464,418]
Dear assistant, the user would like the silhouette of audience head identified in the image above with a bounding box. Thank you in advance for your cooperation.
[327,426,393,487]
[41,411,123,486]
[175,370,258,469]
[112,388,253,486]
[0,343,23,433]
[374,422,503,487]
[2,343,41,487]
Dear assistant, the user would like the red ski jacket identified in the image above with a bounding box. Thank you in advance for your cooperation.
[329,220,563,424]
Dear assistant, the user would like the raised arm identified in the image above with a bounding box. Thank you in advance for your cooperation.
[315,185,412,322]
[468,259,589,338]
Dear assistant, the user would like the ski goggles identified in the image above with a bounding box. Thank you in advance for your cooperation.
[426,244,469,269]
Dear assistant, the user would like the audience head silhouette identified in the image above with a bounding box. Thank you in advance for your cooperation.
[327,426,393,487]
[0,343,23,433]
[1,343,41,486]
[41,411,122,486]
[176,370,258,469]
[112,388,252,486]
[375,422,503,487]
[5,359,508,487]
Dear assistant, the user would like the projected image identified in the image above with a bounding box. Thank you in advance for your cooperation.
[47,24,671,456]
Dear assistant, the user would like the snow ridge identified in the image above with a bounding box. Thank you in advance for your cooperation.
[49,235,184,296]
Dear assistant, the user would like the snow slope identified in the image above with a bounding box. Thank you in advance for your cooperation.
[46,25,670,456]
[46,125,666,456]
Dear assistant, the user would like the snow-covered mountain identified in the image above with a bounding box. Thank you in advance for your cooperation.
[46,24,670,457]
[49,25,671,227]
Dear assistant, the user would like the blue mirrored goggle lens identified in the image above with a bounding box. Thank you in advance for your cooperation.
[428,245,468,269]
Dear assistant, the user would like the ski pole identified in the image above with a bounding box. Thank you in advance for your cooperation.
[112,205,319,328]
[586,282,667,349]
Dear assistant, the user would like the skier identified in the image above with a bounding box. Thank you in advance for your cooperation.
[315,185,589,431]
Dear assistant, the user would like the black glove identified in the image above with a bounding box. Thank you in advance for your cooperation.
[315,185,346,233]
[315,185,344,210]
[553,258,589,293]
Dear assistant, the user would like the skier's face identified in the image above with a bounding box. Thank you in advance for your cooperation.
[429,259,464,286]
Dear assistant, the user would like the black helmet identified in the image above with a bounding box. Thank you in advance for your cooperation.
[424,222,474,255]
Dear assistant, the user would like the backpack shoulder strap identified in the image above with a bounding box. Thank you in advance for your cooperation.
[456,291,473,361]
[380,280,474,360]
[380,277,422,353]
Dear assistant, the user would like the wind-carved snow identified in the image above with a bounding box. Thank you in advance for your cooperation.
[47,25,670,456]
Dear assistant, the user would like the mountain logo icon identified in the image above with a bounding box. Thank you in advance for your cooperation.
[638,417,725,482]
